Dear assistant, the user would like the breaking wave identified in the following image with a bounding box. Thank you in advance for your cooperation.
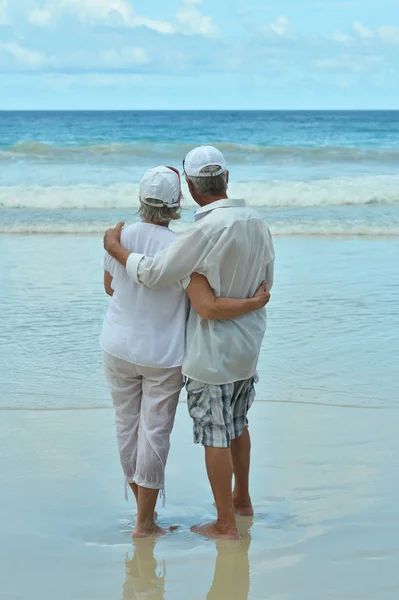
[1,177,398,210]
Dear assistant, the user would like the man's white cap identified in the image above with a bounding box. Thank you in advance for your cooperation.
[184,146,227,178]
[140,166,181,208]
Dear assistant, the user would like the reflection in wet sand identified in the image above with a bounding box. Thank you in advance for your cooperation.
[123,520,253,600]
[123,539,166,600]
[207,532,251,600]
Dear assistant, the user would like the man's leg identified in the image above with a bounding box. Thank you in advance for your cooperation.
[231,427,254,516]
[133,367,182,538]
[191,446,238,539]
[230,377,257,516]
[187,380,239,539]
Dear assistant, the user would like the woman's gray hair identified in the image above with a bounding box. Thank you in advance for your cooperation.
[139,197,181,225]
[188,165,228,197]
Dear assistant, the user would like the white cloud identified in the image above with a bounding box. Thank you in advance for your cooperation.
[176,0,220,37]
[352,21,373,39]
[316,54,383,73]
[28,1,175,34]
[28,0,134,26]
[29,7,53,26]
[101,47,150,67]
[378,25,399,45]
[134,16,174,34]
[270,16,289,37]
[0,42,46,67]
[332,30,354,44]
[61,0,133,23]
[27,0,220,38]
[0,0,8,25]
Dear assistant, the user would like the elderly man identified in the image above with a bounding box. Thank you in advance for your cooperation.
[104,146,275,540]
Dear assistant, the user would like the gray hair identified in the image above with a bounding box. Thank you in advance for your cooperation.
[188,165,228,197]
[139,197,181,225]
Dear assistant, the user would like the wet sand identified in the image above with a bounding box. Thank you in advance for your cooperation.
[1,400,398,599]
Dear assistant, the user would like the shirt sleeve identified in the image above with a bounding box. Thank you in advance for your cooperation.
[265,228,275,290]
[125,228,210,289]
[104,251,116,276]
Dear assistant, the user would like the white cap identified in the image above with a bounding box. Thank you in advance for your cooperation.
[184,146,227,178]
[140,166,181,208]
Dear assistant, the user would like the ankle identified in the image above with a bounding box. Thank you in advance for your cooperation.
[216,514,237,531]
[136,516,155,529]
[233,491,251,506]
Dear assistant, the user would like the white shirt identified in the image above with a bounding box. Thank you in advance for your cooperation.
[126,199,275,385]
[101,222,187,368]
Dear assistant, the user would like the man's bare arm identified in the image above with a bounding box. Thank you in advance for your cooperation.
[104,270,114,297]
[186,274,270,320]
[104,222,131,266]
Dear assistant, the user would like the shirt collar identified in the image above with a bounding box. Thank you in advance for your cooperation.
[194,199,247,222]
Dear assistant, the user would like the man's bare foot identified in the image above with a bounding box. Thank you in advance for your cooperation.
[233,502,254,517]
[191,521,239,540]
[133,523,177,539]
[233,496,254,516]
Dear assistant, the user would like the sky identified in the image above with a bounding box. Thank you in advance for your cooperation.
[0,0,398,110]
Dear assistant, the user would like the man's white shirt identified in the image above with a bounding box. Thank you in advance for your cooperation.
[126,199,275,385]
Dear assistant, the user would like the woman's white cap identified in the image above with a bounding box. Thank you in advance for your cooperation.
[184,146,227,177]
[140,166,181,208]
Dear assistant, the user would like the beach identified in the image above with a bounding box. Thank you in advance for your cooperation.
[1,110,398,598]
[1,384,398,599]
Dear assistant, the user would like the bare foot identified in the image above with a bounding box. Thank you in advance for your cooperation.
[191,521,239,540]
[233,496,254,516]
[133,523,177,539]
[234,503,254,517]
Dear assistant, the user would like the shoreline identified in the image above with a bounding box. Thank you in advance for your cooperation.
[2,231,399,238]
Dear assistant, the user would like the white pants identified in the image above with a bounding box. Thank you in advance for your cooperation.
[103,351,183,495]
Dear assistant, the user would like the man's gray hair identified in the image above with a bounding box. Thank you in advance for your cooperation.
[188,165,228,197]
[139,198,181,225]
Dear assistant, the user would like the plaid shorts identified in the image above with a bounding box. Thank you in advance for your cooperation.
[186,374,258,448]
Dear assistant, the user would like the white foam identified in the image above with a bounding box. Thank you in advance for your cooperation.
[1,176,399,210]
[2,221,399,237]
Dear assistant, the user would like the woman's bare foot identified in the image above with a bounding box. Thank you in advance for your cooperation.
[133,523,177,539]
[191,521,239,540]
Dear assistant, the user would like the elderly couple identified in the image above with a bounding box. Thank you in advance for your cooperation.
[102,146,275,540]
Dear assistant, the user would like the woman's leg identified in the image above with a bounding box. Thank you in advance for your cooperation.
[133,366,183,537]
[103,352,142,500]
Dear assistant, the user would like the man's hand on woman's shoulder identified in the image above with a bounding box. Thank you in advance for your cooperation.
[103,221,125,253]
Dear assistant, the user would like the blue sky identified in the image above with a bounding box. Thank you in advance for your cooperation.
[0,0,398,109]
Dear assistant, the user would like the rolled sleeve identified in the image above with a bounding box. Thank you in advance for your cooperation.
[126,228,211,290]
[180,275,191,290]
[126,253,145,284]
[104,252,115,276]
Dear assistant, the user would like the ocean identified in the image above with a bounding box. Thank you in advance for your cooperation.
[1,110,399,235]
[1,111,398,599]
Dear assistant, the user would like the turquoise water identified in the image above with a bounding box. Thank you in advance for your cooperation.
[0,235,397,410]
[1,111,399,234]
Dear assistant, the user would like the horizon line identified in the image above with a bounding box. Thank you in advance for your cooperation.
[1,108,399,112]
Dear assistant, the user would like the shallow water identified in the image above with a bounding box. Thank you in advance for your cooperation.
[0,235,397,410]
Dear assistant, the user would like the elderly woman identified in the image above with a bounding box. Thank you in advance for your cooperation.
[101,166,269,538]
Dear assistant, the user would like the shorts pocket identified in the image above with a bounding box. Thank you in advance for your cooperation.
[246,373,258,413]
[186,380,212,428]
